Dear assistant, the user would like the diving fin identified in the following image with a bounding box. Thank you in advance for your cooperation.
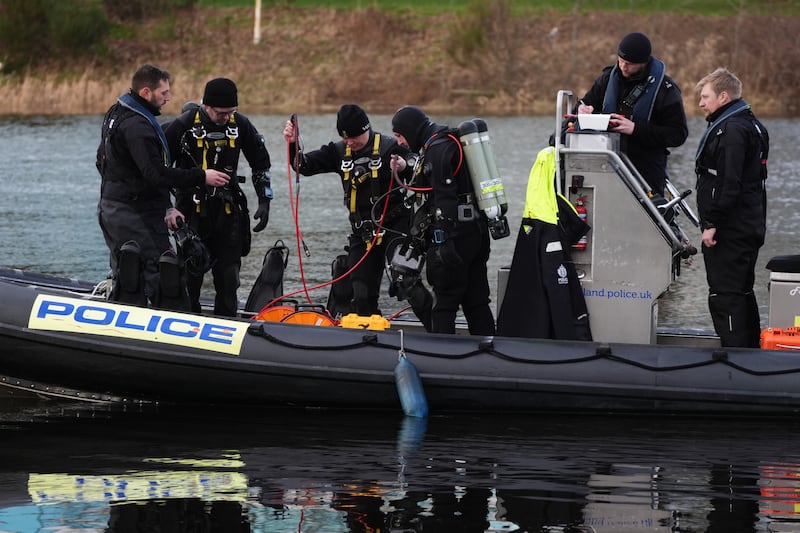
[245,239,289,312]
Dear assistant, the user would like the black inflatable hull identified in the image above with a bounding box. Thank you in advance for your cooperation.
[1,268,800,415]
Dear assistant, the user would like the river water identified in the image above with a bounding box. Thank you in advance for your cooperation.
[1,113,797,328]
[3,401,800,532]
[0,112,798,531]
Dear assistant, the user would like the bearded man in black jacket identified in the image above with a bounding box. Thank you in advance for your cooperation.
[97,65,229,309]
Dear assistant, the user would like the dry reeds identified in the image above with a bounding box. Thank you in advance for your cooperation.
[0,7,797,117]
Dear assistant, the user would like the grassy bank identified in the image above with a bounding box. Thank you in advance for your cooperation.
[200,0,800,17]
[1,1,798,116]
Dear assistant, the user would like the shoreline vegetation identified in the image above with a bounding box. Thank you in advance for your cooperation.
[0,1,798,117]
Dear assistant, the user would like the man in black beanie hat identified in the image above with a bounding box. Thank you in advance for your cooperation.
[202,77,238,108]
[576,31,688,196]
[336,103,371,140]
[390,105,496,336]
[163,77,274,317]
[282,104,433,331]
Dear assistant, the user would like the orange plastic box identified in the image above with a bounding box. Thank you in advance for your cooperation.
[761,327,800,351]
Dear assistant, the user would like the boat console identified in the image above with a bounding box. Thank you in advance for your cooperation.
[559,90,697,344]
[500,90,697,345]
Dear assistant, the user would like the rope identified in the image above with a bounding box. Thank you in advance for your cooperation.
[247,325,800,377]
[285,114,312,305]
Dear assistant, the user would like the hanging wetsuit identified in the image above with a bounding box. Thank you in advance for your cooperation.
[164,103,272,317]
[497,147,592,340]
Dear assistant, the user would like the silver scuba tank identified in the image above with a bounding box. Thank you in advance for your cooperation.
[457,119,510,239]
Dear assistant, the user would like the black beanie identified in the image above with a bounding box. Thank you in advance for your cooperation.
[203,78,238,107]
[617,32,652,64]
[391,105,430,152]
[336,104,371,138]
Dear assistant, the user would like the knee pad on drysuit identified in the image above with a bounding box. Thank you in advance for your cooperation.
[110,240,147,307]
[154,249,191,312]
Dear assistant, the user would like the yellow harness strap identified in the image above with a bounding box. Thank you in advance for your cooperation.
[192,110,239,215]
[343,134,381,215]
[193,110,238,170]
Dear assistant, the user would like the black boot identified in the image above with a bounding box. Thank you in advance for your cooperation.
[110,240,147,307]
[155,250,191,311]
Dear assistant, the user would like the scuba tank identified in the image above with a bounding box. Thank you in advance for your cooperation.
[457,119,510,239]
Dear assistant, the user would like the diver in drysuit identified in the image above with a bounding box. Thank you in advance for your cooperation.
[283,104,432,331]
[163,77,273,317]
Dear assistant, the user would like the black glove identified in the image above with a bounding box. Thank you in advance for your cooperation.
[253,199,270,232]
[432,239,462,267]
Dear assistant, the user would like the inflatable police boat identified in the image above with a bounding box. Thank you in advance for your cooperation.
[1,91,799,415]
[1,257,800,416]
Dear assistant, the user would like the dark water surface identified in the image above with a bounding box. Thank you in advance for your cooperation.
[3,401,800,532]
[1,113,799,531]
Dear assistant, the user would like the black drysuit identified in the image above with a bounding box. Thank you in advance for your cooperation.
[289,131,432,330]
[164,106,272,317]
[97,92,205,307]
[696,99,768,348]
[414,126,496,336]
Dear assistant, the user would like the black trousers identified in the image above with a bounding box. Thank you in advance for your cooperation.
[703,214,764,348]
[98,197,172,306]
[187,197,245,317]
[426,226,496,335]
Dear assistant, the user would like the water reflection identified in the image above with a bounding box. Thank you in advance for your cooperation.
[1,403,800,531]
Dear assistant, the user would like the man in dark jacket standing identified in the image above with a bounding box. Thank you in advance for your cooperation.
[391,105,495,336]
[163,77,273,317]
[97,65,229,309]
[577,32,688,195]
[695,67,769,348]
